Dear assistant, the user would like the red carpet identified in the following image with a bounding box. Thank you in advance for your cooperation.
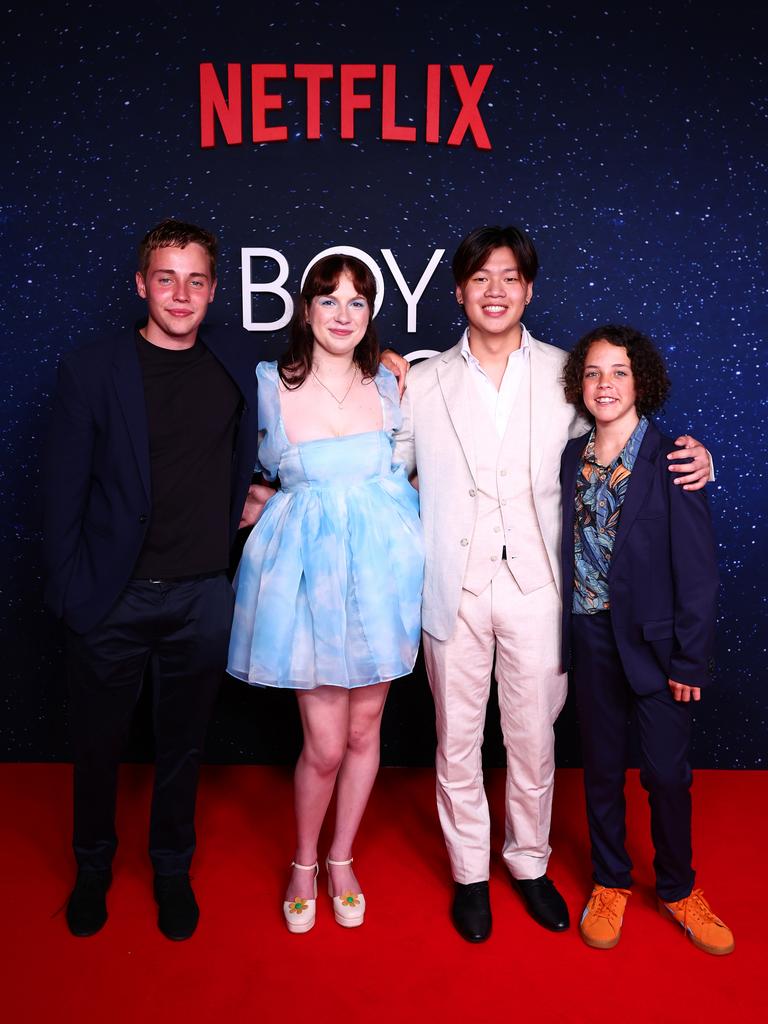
[1,765,762,1023]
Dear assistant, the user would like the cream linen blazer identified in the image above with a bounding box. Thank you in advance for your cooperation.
[394,332,588,642]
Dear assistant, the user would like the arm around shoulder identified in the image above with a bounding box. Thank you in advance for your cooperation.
[667,461,719,686]
[392,385,417,477]
[667,433,714,490]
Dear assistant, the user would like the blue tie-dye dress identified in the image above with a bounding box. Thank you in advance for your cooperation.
[227,360,424,689]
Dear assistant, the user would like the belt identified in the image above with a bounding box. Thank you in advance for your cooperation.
[131,570,225,584]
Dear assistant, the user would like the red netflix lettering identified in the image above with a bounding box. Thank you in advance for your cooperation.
[200,63,243,147]
[340,64,376,139]
[425,64,441,144]
[199,63,494,151]
[251,64,288,143]
[295,63,333,139]
[446,65,493,150]
[382,65,417,142]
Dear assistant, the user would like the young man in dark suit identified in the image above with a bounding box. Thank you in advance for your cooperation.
[42,220,262,940]
[559,324,733,956]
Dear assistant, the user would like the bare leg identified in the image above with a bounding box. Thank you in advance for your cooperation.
[327,681,390,896]
[285,687,349,900]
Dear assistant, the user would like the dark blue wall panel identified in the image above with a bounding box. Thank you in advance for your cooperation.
[3,1,766,765]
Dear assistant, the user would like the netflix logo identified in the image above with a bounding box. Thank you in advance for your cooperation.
[200,63,494,150]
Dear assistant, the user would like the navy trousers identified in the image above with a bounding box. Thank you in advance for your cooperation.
[571,611,695,902]
[66,574,234,876]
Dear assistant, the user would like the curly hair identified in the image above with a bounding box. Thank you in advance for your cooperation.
[279,254,380,389]
[563,324,671,420]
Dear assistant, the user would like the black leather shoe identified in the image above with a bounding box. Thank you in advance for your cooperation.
[513,875,570,931]
[452,881,492,942]
[66,869,112,937]
[154,874,200,941]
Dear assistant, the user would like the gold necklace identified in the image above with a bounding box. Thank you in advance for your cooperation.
[311,366,357,409]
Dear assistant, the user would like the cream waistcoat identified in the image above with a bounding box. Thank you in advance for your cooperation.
[463,360,554,596]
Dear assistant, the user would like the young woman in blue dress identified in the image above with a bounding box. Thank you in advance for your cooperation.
[227,254,424,932]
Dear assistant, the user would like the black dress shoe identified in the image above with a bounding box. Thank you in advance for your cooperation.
[452,881,492,942]
[513,875,570,931]
[66,869,112,937]
[154,873,200,941]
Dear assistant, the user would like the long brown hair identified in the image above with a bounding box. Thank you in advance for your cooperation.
[279,254,380,389]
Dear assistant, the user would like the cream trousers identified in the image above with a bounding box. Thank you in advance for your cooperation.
[422,571,567,884]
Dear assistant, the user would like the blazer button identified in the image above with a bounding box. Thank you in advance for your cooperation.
[468,489,476,497]
[460,538,469,546]
[139,514,148,524]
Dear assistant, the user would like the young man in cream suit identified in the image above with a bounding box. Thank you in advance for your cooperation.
[394,225,711,942]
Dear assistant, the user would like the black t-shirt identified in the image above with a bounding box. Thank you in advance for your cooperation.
[131,332,241,578]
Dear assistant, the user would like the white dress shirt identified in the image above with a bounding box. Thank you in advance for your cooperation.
[459,325,531,437]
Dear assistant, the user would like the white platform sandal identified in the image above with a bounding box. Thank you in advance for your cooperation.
[326,856,366,928]
[283,861,318,933]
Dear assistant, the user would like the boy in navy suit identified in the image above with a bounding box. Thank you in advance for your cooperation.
[43,220,262,940]
[559,324,734,956]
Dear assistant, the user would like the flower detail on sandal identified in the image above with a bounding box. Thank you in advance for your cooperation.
[283,861,318,933]
[326,855,365,927]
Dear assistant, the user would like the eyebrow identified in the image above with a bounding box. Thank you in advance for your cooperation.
[153,269,209,278]
[584,362,631,369]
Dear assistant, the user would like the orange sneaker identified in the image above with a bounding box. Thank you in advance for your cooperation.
[579,885,632,949]
[658,888,735,956]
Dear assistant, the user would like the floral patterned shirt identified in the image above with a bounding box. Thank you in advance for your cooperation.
[572,416,649,614]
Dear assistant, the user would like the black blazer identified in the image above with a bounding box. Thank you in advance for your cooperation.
[560,420,718,694]
[42,327,259,634]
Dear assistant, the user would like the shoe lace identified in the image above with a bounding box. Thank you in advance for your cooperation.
[589,887,629,921]
[679,889,721,928]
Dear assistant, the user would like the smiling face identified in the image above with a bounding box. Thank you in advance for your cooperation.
[135,242,216,349]
[582,339,639,432]
[456,245,533,344]
[307,271,370,360]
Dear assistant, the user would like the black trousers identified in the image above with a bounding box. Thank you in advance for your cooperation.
[571,611,695,902]
[66,574,234,876]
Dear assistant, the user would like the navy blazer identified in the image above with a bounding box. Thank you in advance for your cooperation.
[42,326,259,634]
[560,420,718,694]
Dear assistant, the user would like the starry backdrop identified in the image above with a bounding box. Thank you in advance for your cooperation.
[2,1,766,766]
